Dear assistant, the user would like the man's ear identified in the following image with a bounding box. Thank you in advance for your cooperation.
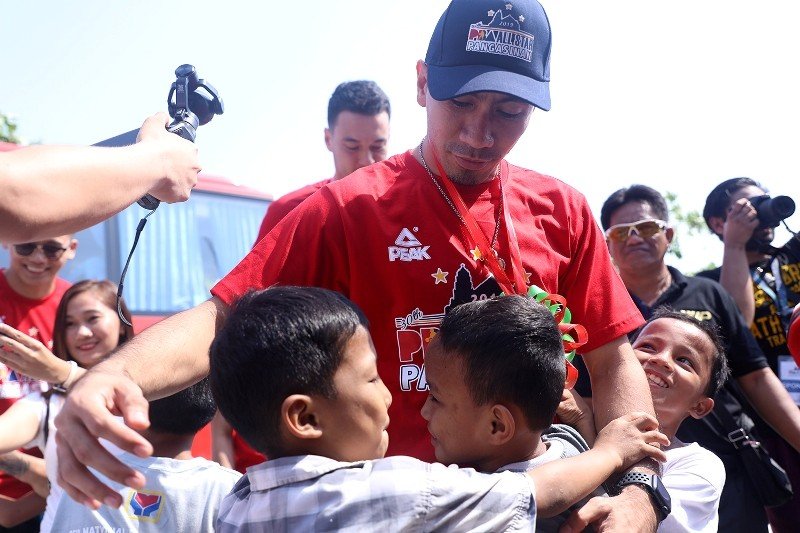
[708,216,725,237]
[665,226,675,244]
[324,128,333,152]
[688,397,714,420]
[416,60,428,107]
[487,404,516,445]
[281,394,323,440]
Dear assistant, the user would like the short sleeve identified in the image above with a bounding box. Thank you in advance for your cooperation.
[422,462,535,531]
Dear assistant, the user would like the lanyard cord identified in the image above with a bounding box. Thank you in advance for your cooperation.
[116,208,157,326]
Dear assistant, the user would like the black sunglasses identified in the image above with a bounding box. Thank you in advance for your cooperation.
[13,242,69,260]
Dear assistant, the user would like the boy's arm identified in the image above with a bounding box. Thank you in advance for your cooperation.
[527,412,667,518]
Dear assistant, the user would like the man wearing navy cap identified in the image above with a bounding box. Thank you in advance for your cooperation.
[57,1,661,529]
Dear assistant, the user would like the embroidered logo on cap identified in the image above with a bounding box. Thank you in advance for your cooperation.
[466,4,534,62]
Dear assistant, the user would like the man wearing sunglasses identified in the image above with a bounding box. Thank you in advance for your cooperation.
[699,178,800,533]
[575,184,800,533]
[0,234,76,531]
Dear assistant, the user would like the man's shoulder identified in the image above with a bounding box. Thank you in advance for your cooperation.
[270,178,332,212]
[695,266,721,282]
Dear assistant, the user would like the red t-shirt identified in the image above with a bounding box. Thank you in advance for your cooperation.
[0,269,70,499]
[255,178,333,245]
[212,151,642,460]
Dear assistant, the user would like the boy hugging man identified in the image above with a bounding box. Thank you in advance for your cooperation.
[421,295,608,532]
[558,310,730,532]
[210,286,668,532]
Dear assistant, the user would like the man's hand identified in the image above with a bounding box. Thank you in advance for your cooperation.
[592,413,668,472]
[54,368,153,509]
[723,197,759,246]
[136,112,200,203]
[560,487,659,533]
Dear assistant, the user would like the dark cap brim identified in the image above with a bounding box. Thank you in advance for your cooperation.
[427,64,551,111]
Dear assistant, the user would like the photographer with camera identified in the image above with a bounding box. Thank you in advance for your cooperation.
[0,112,200,244]
[700,177,800,533]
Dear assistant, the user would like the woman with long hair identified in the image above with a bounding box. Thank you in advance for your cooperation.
[0,280,133,530]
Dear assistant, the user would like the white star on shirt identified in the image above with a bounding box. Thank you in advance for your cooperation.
[519,15,525,22]
[488,9,495,16]
[506,3,514,11]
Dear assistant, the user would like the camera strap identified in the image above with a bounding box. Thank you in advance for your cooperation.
[751,255,792,327]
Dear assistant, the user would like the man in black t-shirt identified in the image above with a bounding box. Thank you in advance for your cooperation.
[699,177,800,533]
[573,184,800,533]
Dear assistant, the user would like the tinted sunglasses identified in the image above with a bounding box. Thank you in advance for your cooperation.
[13,242,69,260]
[605,219,667,242]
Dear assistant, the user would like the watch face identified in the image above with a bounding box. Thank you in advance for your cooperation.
[653,475,672,515]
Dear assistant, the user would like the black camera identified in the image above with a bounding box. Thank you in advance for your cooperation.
[751,195,796,229]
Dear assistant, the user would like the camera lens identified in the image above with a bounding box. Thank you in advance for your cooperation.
[754,195,796,228]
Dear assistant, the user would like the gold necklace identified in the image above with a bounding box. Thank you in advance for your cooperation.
[417,139,505,268]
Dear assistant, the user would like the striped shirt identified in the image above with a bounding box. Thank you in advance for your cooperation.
[216,454,537,532]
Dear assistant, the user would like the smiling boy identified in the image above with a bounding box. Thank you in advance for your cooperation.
[209,287,668,532]
[559,310,730,532]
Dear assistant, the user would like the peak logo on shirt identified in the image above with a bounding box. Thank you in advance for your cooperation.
[388,228,431,262]
[125,489,165,523]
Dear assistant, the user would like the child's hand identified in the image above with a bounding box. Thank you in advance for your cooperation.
[593,412,668,471]
[557,389,591,426]
[557,389,596,446]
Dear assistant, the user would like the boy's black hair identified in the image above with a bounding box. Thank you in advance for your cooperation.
[327,80,391,128]
[600,184,669,230]
[148,378,216,436]
[702,177,763,232]
[434,295,565,432]
[637,308,730,397]
[209,286,369,457]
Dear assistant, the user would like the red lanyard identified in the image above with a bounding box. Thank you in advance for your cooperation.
[430,147,528,295]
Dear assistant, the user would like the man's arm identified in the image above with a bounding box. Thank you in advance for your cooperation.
[737,367,800,452]
[0,452,49,498]
[55,297,226,509]
[0,492,46,528]
[0,112,199,243]
[582,335,661,532]
[529,412,667,518]
[717,198,759,324]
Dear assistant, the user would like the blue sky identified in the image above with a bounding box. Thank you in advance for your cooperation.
[2,1,799,272]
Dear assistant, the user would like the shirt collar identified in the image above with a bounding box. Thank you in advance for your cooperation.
[247,455,368,491]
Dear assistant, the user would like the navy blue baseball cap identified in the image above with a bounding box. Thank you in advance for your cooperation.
[425,0,552,111]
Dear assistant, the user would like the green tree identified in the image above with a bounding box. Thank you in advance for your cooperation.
[665,191,706,260]
[0,112,20,143]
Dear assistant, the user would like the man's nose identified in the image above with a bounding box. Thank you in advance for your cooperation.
[460,113,493,149]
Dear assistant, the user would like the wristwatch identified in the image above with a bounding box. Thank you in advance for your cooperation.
[615,472,672,522]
